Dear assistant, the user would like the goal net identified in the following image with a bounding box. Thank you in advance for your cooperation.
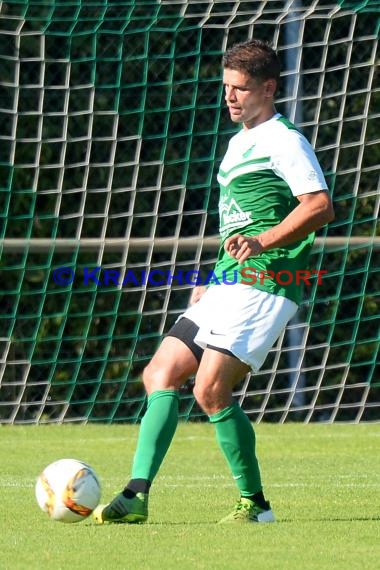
[0,0,379,424]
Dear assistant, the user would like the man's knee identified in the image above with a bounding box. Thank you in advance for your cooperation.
[141,362,154,392]
[142,361,170,394]
[193,382,205,409]
[142,353,197,395]
[193,380,230,416]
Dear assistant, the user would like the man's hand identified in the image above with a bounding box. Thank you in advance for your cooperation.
[224,234,263,264]
[189,285,207,305]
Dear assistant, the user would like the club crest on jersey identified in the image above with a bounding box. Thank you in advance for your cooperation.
[219,197,252,236]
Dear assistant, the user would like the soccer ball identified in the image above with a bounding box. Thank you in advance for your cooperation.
[35,458,101,523]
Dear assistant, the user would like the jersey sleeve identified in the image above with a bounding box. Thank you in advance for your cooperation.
[272,130,328,197]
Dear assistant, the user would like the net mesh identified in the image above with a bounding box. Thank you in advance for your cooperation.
[0,0,379,424]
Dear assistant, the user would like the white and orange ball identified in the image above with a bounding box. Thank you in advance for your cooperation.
[35,458,101,523]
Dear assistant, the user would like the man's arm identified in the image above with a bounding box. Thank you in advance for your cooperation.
[224,190,334,264]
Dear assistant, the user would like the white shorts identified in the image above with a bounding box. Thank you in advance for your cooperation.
[180,284,298,372]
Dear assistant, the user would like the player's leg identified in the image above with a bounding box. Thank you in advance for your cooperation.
[193,347,275,523]
[128,328,200,486]
[94,321,200,524]
[190,285,298,523]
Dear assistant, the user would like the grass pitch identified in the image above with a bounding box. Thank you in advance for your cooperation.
[0,422,379,570]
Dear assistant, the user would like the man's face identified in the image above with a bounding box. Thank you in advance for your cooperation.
[223,68,276,129]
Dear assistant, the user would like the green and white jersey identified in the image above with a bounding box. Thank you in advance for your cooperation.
[214,113,328,305]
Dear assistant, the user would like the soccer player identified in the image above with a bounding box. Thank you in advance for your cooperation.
[94,39,334,524]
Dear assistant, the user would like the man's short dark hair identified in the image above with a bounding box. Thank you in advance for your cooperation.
[222,39,281,85]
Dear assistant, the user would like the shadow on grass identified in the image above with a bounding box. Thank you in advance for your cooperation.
[278,516,380,523]
[88,514,380,527]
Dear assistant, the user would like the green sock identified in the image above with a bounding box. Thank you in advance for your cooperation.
[209,402,262,497]
[131,390,179,482]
